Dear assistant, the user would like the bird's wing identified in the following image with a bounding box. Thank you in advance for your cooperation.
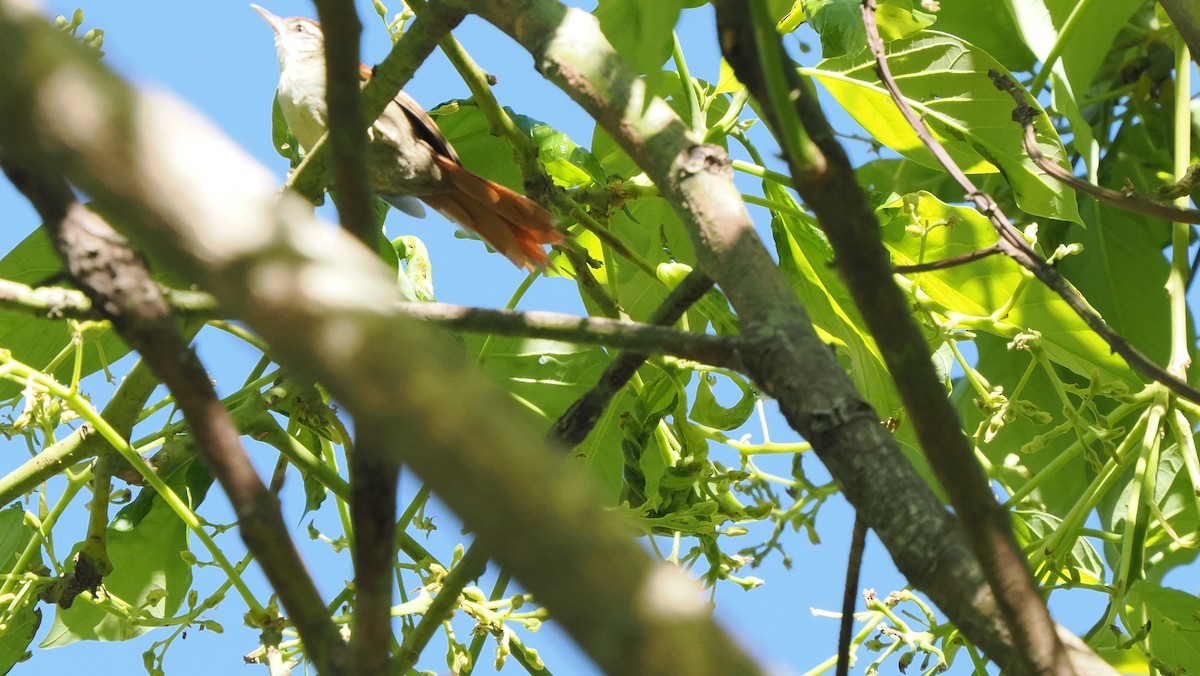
[360,63,461,164]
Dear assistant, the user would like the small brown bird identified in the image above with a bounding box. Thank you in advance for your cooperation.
[251,4,562,270]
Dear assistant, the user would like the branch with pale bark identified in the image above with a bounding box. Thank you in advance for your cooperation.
[443,0,1110,672]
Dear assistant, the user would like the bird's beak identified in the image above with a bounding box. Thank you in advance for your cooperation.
[250,4,284,35]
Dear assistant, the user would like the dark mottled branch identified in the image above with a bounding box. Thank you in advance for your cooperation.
[0,162,349,674]
[893,244,1004,274]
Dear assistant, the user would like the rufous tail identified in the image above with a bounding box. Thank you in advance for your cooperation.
[421,156,562,270]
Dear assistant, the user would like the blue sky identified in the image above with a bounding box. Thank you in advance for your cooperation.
[0,2,1144,675]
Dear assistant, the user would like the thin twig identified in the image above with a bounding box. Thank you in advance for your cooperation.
[0,277,739,367]
[406,297,739,370]
[994,72,1200,225]
[836,515,868,676]
[893,244,1004,274]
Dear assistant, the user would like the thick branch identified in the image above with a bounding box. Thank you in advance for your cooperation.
[0,6,760,675]
[310,4,398,672]
[441,0,1021,668]
[720,3,1064,672]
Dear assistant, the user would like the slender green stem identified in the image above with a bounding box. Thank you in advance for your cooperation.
[1168,39,1192,376]
[749,0,820,168]
[0,470,89,599]
[741,193,810,220]
[1029,408,1151,573]
[672,33,705,137]
[1028,0,1102,94]
[731,159,795,187]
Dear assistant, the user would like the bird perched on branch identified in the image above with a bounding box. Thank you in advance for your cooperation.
[251,4,562,270]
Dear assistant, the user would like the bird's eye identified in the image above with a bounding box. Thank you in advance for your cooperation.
[294,23,306,33]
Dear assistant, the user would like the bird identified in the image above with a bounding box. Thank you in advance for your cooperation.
[250,4,562,270]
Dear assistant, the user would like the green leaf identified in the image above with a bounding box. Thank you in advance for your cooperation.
[803,0,936,58]
[41,461,211,646]
[0,505,42,675]
[690,371,756,431]
[594,0,686,74]
[1125,581,1200,673]
[1005,0,1143,97]
[0,227,129,400]
[879,191,1132,385]
[1057,201,1173,366]
[808,31,1081,223]
[465,336,622,499]
[430,99,604,192]
[931,0,1035,71]
[768,185,899,419]
[1013,508,1105,585]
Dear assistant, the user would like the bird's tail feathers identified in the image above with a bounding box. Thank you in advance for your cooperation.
[421,156,562,270]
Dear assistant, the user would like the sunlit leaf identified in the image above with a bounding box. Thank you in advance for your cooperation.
[809,31,1081,223]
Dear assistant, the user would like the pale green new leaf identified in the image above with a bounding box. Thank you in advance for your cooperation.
[809,31,1081,223]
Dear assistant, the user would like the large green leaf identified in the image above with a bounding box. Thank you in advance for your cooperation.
[41,461,211,646]
[1125,581,1200,673]
[594,0,686,74]
[769,186,899,419]
[808,31,1081,223]
[1005,0,1143,97]
[1057,201,1173,366]
[880,191,1132,385]
[930,0,1035,72]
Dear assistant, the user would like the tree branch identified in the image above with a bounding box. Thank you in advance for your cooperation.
[550,270,715,446]
[310,3,399,672]
[0,159,352,673]
[718,3,1069,673]
[312,0,374,246]
[442,0,1026,669]
[0,5,761,674]
[0,277,740,367]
